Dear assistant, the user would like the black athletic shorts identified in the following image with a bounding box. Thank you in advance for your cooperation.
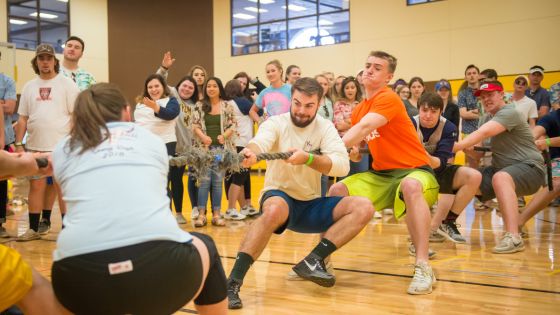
[51,239,223,315]
[435,164,461,194]
[226,146,250,186]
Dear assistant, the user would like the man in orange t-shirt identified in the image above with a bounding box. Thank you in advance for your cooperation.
[329,51,439,295]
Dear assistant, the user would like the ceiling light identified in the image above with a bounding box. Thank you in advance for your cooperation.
[248,0,275,4]
[281,4,307,12]
[245,6,268,13]
[9,19,28,25]
[233,13,256,20]
[30,12,59,19]
[234,31,250,37]
[57,0,68,2]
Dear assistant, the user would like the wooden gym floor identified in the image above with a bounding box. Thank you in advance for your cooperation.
[2,173,559,314]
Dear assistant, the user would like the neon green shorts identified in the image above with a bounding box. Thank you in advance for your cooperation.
[340,168,439,219]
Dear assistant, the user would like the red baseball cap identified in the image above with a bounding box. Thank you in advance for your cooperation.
[474,82,503,97]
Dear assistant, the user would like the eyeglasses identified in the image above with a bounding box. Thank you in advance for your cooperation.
[515,80,527,86]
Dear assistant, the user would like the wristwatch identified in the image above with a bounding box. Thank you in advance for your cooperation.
[14,142,23,147]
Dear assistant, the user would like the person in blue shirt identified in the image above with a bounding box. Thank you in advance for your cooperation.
[411,92,481,244]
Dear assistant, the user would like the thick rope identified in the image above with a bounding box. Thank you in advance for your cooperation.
[169,147,370,179]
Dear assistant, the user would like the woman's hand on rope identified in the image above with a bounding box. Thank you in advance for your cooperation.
[217,135,225,145]
[201,135,212,146]
[240,148,257,168]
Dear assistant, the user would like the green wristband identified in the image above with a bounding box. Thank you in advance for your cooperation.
[546,137,551,147]
[305,153,314,166]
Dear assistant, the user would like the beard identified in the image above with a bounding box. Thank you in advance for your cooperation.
[290,111,317,128]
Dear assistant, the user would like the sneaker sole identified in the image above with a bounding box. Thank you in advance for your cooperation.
[292,267,335,287]
[407,274,437,295]
[437,229,466,244]
[16,236,41,242]
[228,299,243,310]
[492,245,525,254]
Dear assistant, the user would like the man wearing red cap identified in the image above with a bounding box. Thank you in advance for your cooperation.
[453,81,545,254]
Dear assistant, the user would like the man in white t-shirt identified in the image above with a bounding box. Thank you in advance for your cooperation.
[14,44,80,241]
[510,75,538,128]
[226,78,374,309]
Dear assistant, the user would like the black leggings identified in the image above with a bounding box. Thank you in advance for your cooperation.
[0,145,10,222]
[166,142,186,213]
[224,146,252,200]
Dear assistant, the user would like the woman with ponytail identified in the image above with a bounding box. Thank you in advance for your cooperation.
[51,83,227,315]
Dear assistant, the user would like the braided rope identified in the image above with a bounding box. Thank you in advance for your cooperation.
[168,147,370,179]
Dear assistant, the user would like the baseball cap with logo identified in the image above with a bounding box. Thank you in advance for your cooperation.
[529,65,544,75]
[474,82,503,97]
[35,44,55,57]
[435,79,451,91]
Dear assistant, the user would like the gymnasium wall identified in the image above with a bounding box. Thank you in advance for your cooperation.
[0,0,109,92]
[213,0,560,88]
[107,0,214,105]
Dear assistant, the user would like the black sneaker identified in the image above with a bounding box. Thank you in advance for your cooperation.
[227,278,243,309]
[438,221,466,244]
[292,253,335,287]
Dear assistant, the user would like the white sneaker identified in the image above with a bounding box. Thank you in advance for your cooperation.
[175,213,187,224]
[16,229,40,242]
[224,208,247,221]
[190,207,199,220]
[374,211,382,219]
[383,209,393,216]
[492,232,524,254]
[407,262,436,295]
[240,205,259,217]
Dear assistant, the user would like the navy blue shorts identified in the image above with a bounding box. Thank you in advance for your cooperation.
[260,190,343,234]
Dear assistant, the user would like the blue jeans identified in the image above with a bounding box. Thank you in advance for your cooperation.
[187,167,198,209]
[197,160,224,213]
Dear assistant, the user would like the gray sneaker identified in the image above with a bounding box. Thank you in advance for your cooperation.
[38,220,51,235]
[0,226,9,238]
[16,229,40,242]
[287,257,335,280]
[492,232,524,254]
[407,262,436,295]
[408,243,436,259]
[437,222,466,244]
[429,229,445,243]
[175,213,187,224]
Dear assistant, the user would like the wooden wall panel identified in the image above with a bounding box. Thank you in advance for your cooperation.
[108,0,214,104]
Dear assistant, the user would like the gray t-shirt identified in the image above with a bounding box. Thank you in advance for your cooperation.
[490,104,544,171]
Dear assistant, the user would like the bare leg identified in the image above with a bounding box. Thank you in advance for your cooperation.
[17,268,72,315]
[238,197,289,258]
[28,179,46,216]
[227,183,242,210]
[519,178,560,226]
[323,196,373,247]
[430,194,454,231]
[402,178,431,263]
[492,172,519,235]
[190,236,227,315]
[328,182,349,197]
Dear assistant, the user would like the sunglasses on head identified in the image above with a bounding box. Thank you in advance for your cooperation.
[515,80,527,86]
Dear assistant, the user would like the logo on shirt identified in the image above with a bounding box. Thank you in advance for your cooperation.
[38,87,52,101]
[365,129,380,142]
